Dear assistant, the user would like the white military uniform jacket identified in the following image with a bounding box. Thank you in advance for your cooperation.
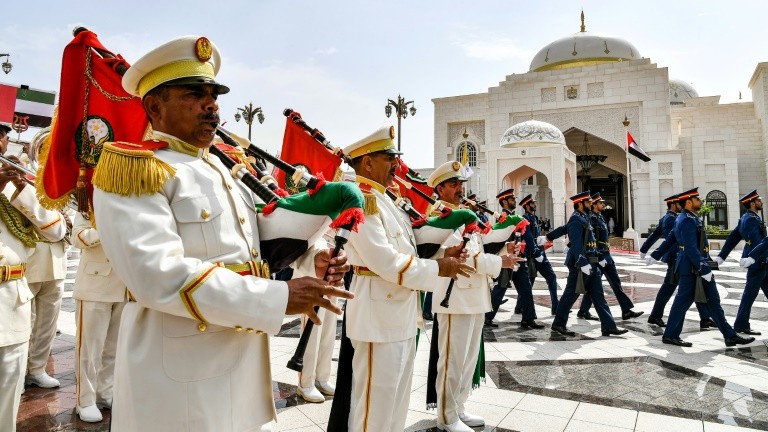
[25,237,67,283]
[0,183,66,347]
[70,212,127,303]
[94,132,320,432]
[431,222,499,315]
[345,177,444,343]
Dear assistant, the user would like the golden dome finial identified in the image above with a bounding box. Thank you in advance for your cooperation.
[580,10,586,32]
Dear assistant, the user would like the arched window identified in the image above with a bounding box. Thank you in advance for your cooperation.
[706,190,728,229]
[456,142,477,167]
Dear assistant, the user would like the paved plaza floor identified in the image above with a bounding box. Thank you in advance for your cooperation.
[15,247,768,431]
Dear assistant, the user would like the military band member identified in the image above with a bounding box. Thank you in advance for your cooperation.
[577,193,644,320]
[91,36,353,432]
[0,122,67,432]
[485,189,516,325]
[520,193,561,315]
[428,161,523,432]
[70,212,128,422]
[721,190,767,335]
[644,194,716,329]
[342,128,473,432]
[661,188,754,347]
[551,191,628,337]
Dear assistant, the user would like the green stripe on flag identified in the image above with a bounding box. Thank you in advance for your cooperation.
[16,87,56,105]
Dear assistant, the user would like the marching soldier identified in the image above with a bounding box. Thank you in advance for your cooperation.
[70,212,129,422]
[339,128,474,432]
[428,161,524,432]
[661,188,754,347]
[485,189,516,325]
[551,191,628,337]
[721,190,767,335]
[577,193,644,320]
[0,122,67,432]
[91,36,353,431]
[520,194,561,315]
[644,194,716,329]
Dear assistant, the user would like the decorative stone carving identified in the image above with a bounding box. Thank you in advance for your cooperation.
[658,162,673,176]
[500,120,565,147]
[587,82,604,98]
[448,121,485,148]
[566,86,578,100]
[541,87,556,103]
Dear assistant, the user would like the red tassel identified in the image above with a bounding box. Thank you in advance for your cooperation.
[514,218,530,234]
[330,207,365,233]
[438,206,453,219]
[262,201,278,216]
[481,223,491,235]
[308,173,327,196]
[274,188,290,197]
[411,217,427,227]
[463,222,479,236]
[499,212,507,223]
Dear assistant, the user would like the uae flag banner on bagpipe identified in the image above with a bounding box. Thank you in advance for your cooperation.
[394,157,433,215]
[38,28,148,212]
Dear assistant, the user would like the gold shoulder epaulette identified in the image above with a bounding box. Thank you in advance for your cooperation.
[92,141,176,197]
[363,192,378,216]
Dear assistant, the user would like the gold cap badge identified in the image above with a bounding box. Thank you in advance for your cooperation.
[195,37,212,62]
[452,161,461,171]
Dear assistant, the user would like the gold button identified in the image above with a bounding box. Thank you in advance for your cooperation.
[251,249,259,257]
[239,216,246,224]
[246,328,255,334]
[234,326,243,333]
[226,183,233,190]
[198,322,208,332]
[255,330,265,336]
[94,270,99,275]
[386,293,392,299]
[201,209,210,219]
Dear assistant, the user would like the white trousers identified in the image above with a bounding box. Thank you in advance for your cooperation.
[349,337,415,432]
[0,341,28,432]
[27,279,63,375]
[436,313,483,425]
[298,307,337,388]
[75,299,126,408]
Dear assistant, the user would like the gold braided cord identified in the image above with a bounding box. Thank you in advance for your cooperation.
[363,193,378,216]
[92,142,176,197]
[0,195,40,248]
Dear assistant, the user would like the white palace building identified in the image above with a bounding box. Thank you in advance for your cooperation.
[428,13,768,246]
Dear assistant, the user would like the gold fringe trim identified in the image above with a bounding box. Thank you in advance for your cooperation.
[332,166,343,182]
[92,142,176,197]
[363,193,378,216]
[35,105,73,211]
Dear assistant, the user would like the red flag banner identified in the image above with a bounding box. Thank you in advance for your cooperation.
[626,131,651,162]
[275,111,342,193]
[38,29,148,211]
[395,158,433,215]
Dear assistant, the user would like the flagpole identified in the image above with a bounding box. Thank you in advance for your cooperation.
[623,116,639,250]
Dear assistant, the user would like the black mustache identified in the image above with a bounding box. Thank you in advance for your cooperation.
[201,113,220,125]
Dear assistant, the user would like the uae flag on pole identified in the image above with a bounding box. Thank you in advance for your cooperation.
[626,131,651,162]
[0,83,56,128]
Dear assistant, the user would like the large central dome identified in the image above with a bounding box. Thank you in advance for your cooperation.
[529,12,641,72]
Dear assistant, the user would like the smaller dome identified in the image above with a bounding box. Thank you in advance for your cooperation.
[500,120,565,148]
[669,79,699,105]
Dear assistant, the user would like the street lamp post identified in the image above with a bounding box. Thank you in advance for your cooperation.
[0,54,12,74]
[385,95,416,151]
[234,102,265,141]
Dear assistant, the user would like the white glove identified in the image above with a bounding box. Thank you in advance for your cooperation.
[640,252,646,260]
[645,256,656,266]
[701,272,713,282]
[563,246,569,256]
[580,264,591,275]
[537,235,547,246]
[535,255,544,263]
[599,259,607,267]
[740,257,755,268]
[714,257,725,266]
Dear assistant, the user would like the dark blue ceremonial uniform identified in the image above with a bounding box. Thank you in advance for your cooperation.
[578,211,635,313]
[511,222,540,322]
[727,210,768,330]
[662,209,737,340]
[552,210,618,331]
[647,211,712,321]
[515,211,559,313]
[486,209,516,323]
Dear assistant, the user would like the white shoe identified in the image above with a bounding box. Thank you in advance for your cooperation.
[315,380,335,396]
[437,420,473,432]
[25,372,60,388]
[297,386,325,403]
[459,412,485,427]
[77,404,103,422]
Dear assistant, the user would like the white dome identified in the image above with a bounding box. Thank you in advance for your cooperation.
[529,14,641,72]
[500,120,565,148]
[669,79,699,105]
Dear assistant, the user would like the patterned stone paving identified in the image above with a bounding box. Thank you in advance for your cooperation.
[15,248,768,431]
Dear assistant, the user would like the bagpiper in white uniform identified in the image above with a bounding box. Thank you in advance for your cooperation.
[92,35,352,432]
[0,120,66,432]
[70,212,128,422]
[428,161,518,432]
[341,127,475,432]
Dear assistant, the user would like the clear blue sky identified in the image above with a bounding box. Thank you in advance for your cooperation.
[1,0,766,168]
